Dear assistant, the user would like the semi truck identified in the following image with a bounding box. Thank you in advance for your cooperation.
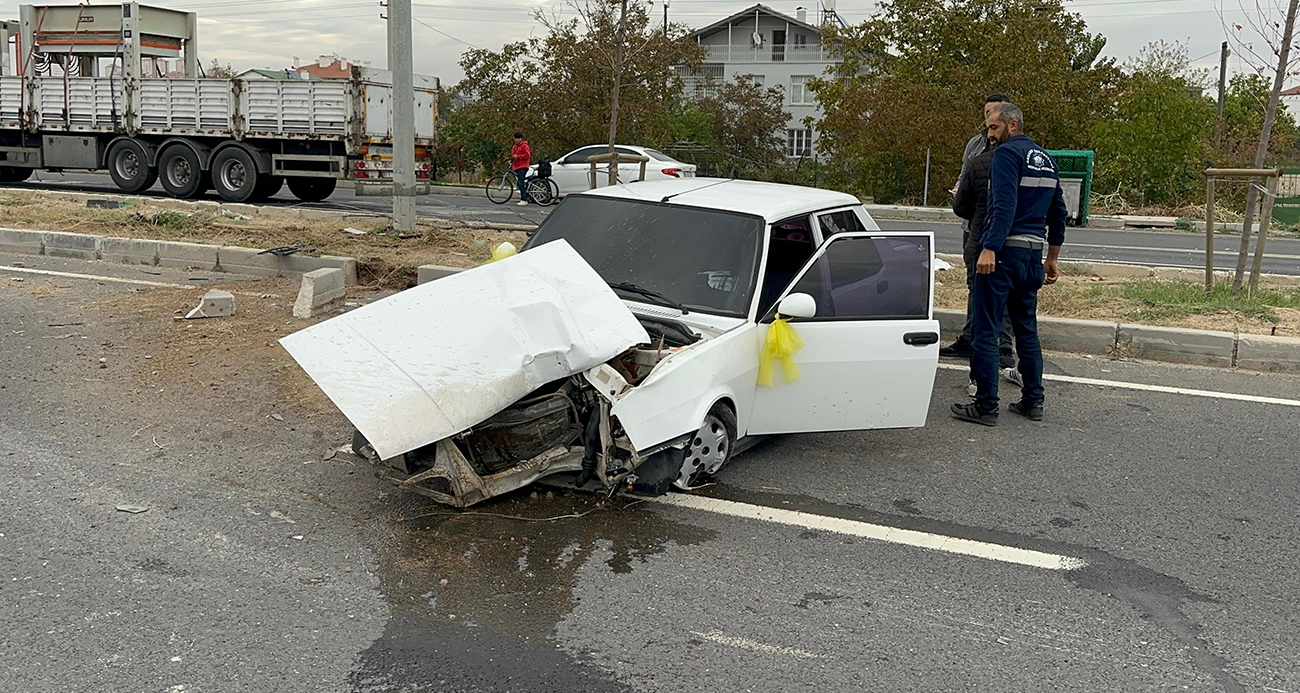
[0,2,438,203]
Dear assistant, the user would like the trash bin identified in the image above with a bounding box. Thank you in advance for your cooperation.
[1047,150,1094,227]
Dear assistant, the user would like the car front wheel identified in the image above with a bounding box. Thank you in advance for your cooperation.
[674,404,737,490]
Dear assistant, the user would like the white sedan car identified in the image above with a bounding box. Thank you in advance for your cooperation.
[537,144,696,197]
[282,179,940,507]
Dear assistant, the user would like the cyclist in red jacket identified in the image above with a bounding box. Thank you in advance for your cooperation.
[511,133,532,206]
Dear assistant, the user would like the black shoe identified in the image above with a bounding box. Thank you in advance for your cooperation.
[999,351,1016,369]
[940,339,973,358]
[950,402,998,426]
[1009,401,1043,421]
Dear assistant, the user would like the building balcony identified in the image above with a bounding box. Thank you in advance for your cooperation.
[702,44,835,63]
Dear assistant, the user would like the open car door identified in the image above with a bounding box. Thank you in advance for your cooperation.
[746,231,940,435]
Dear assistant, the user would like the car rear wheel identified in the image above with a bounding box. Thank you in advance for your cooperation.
[211,147,262,203]
[674,404,737,490]
[158,144,207,199]
[107,140,157,193]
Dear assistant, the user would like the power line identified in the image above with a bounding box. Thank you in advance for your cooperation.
[414,16,479,48]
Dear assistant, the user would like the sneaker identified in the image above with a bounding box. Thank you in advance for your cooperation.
[1002,367,1023,387]
[517,200,529,206]
[1000,351,1017,369]
[940,339,973,358]
[1009,400,1044,421]
[950,402,998,426]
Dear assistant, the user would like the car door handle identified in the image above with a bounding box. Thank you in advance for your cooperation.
[904,332,939,346]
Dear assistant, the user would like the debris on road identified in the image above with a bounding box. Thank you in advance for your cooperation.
[185,290,236,319]
[221,209,253,221]
[115,504,149,514]
[934,258,953,271]
[343,227,367,236]
[258,246,311,257]
[292,268,346,319]
[98,357,107,368]
[87,199,126,209]
[269,413,285,421]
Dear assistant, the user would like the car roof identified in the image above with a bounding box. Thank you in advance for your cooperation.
[576,178,863,222]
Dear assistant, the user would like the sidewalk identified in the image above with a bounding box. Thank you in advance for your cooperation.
[862,203,1246,233]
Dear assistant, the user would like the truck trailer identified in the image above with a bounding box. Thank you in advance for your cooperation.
[0,3,438,203]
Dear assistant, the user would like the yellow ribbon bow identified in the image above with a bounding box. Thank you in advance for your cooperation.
[758,314,805,386]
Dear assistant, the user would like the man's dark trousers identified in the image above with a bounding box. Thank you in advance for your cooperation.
[961,232,1015,352]
[971,246,1045,412]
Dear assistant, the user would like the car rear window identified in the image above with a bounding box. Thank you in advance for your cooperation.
[525,196,764,317]
[644,149,677,163]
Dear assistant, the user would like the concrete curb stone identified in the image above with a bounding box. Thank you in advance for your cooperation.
[1039,317,1119,356]
[98,237,160,265]
[1236,333,1300,374]
[280,254,358,285]
[0,227,44,254]
[42,231,100,260]
[416,264,464,285]
[293,268,346,318]
[156,241,219,271]
[1117,323,1237,368]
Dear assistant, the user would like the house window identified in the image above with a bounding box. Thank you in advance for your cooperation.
[787,128,813,157]
[741,73,765,86]
[674,64,725,99]
[790,75,815,105]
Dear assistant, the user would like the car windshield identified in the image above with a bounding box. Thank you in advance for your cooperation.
[525,196,764,317]
[643,149,677,163]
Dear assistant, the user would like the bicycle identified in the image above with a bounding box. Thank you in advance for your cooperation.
[485,161,559,206]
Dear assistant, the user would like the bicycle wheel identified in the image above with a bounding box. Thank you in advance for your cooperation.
[544,178,560,205]
[485,173,515,204]
[525,177,553,206]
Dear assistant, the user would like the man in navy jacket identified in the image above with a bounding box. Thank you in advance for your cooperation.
[951,102,1066,426]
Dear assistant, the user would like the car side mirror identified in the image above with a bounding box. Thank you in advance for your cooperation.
[777,292,817,319]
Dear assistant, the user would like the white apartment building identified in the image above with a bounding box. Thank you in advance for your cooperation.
[677,3,843,157]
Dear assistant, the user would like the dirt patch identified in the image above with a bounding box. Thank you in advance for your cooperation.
[0,191,528,289]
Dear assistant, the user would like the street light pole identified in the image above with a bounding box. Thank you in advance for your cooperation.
[664,0,669,38]
[389,0,417,233]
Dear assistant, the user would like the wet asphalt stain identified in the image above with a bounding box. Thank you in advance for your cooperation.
[1049,517,1075,528]
[694,484,1246,692]
[350,489,716,691]
[891,497,924,515]
[795,592,847,609]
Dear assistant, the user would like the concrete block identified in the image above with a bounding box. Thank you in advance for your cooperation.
[1039,317,1118,356]
[1236,333,1300,373]
[1087,216,1125,230]
[42,231,100,260]
[280,254,358,284]
[1084,263,1154,279]
[98,237,159,265]
[185,289,235,319]
[216,246,282,278]
[0,227,44,255]
[1118,215,1176,228]
[417,264,464,285]
[1117,323,1236,367]
[293,268,346,318]
[156,240,219,270]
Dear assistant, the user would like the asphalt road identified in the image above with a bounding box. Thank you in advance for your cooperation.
[10,171,1300,276]
[2,253,1299,691]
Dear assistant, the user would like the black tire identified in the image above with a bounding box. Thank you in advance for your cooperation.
[286,176,337,203]
[250,175,284,202]
[674,404,738,490]
[524,177,553,206]
[158,144,206,199]
[0,166,33,183]
[544,177,560,205]
[106,140,156,193]
[211,147,261,203]
[485,173,514,204]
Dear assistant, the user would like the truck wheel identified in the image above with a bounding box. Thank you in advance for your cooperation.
[250,175,283,202]
[673,404,737,490]
[107,140,157,193]
[211,147,261,203]
[0,166,33,183]
[158,144,206,199]
[286,177,337,203]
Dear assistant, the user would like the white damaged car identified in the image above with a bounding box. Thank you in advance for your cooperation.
[281,179,941,507]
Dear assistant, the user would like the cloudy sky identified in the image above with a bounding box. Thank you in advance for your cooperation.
[0,0,1289,86]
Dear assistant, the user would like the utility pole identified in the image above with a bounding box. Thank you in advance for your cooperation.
[663,0,669,38]
[1215,41,1229,149]
[388,0,417,233]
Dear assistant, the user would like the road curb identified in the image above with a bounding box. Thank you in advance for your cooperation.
[0,226,359,284]
[934,308,1300,374]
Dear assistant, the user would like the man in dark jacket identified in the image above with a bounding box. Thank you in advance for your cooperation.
[952,141,1015,374]
[952,102,1066,427]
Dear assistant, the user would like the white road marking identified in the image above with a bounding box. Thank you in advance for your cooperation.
[938,363,1300,408]
[651,494,1086,571]
[689,630,824,660]
[0,265,191,288]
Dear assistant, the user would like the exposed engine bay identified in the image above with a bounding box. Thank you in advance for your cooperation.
[356,314,712,507]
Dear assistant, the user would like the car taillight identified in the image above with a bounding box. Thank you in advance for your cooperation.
[663,168,681,178]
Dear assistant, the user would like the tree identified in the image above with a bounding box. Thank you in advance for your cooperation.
[450,4,703,178]
[1219,74,1300,167]
[810,0,1121,203]
[668,75,788,176]
[1092,41,1216,205]
[205,58,235,79]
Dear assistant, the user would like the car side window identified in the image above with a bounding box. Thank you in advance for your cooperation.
[786,235,930,320]
[564,147,605,165]
[757,216,816,317]
[817,209,868,238]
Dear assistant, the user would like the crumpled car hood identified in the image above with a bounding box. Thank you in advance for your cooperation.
[280,240,650,461]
